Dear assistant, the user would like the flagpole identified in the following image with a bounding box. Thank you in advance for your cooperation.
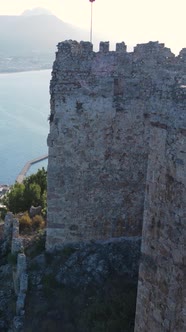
[90,2,93,43]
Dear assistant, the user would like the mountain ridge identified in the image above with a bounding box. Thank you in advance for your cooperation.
[0,14,89,56]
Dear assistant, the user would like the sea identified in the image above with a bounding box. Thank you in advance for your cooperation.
[0,69,51,185]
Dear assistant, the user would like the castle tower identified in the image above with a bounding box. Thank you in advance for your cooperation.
[46,40,186,331]
[46,40,150,250]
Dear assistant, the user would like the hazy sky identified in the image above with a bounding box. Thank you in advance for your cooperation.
[0,0,185,54]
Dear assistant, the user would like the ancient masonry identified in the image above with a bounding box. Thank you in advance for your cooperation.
[3,213,28,331]
[47,40,186,331]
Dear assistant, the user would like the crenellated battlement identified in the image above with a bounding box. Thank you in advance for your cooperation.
[178,47,186,61]
[99,41,110,53]
[80,41,93,54]
[55,40,185,65]
[133,41,175,59]
[116,42,127,53]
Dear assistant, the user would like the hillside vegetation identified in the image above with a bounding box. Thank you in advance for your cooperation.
[1,168,47,215]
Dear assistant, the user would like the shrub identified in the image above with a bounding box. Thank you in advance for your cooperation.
[19,212,32,233]
[3,168,47,214]
[32,215,45,231]
[18,213,45,234]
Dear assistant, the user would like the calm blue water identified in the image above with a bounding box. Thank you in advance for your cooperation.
[0,70,51,184]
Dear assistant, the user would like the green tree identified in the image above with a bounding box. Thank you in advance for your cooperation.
[24,183,41,209]
[3,168,47,214]
[23,167,47,196]
[3,183,25,213]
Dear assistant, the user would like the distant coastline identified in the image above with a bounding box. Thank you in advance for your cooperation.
[0,52,54,75]
[0,67,52,75]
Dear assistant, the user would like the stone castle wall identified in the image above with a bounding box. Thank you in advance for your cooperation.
[135,124,186,331]
[46,40,185,248]
[134,55,186,330]
[46,40,185,331]
[46,40,153,248]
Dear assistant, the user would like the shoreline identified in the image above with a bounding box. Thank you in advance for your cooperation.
[0,67,52,75]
